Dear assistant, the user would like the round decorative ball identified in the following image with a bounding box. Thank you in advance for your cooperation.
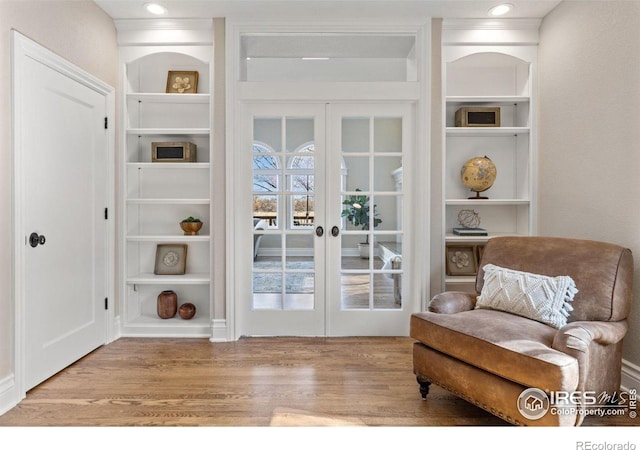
[457,209,481,229]
[178,302,196,320]
[460,156,497,198]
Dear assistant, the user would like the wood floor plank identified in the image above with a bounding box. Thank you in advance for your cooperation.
[0,337,636,427]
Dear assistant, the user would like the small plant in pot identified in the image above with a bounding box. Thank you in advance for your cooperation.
[180,216,203,235]
[341,189,382,259]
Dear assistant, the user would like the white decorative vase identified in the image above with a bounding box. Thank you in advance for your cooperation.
[358,243,370,259]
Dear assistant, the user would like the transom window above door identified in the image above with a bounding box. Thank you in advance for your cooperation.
[239,33,418,82]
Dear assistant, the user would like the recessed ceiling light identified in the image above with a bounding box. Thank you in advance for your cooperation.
[488,3,514,16]
[144,2,167,15]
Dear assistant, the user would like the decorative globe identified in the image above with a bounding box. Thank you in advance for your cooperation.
[460,156,497,199]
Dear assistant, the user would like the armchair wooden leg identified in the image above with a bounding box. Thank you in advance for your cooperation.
[416,376,431,400]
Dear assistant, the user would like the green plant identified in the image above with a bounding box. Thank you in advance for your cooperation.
[181,216,202,223]
[341,189,381,244]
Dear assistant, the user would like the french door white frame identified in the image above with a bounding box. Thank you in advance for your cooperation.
[233,101,420,337]
[236,103,328,336]
[225,19,432,341]
[326,102,416,336]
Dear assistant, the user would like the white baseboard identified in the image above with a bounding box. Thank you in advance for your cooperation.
[110,314,122,342]
[210,319,229,342]
[0,374,22,417]
[621,358,640,393]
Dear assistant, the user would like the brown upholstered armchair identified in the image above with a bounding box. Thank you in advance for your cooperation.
[411,236,633,426]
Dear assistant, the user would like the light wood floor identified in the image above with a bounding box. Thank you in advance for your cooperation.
[0,337,635,427]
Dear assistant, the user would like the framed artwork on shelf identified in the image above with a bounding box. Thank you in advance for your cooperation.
[166,71,199,94]
[445,244,477,276]
[154,244,188,275]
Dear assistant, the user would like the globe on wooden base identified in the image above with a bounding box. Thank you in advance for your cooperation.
[460,156,497,199]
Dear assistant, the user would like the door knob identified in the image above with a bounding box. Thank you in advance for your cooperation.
[29,232,46,248]
[315,226,324,237]
[331,226,340,237]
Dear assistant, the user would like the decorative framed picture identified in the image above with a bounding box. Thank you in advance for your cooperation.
[166,71,199,94]
[445,245,477,276]
[154,244,188,275]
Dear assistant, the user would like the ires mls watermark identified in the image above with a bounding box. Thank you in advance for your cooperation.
[517,387,637,420]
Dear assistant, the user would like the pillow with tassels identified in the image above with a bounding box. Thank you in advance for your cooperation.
[476,264,577,329]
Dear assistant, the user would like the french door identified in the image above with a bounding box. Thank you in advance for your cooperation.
[236,102,413,337]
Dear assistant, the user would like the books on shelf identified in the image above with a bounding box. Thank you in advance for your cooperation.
[453,227,488,236]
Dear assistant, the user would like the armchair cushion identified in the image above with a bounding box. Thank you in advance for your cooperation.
[411,309,579,392]
[476,263,577,328]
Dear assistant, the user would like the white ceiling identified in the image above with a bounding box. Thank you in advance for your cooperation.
[94,0,563,21]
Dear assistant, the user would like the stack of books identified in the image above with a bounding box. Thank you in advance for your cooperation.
[453,227,488,236]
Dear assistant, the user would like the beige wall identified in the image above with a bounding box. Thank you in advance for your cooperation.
[538,1,640,366]
[0,1,117,379]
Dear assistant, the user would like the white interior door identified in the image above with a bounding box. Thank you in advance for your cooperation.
[238,103,326,336]
[326,103,413,336]
[14,33,110,390]
[236,102,414,337]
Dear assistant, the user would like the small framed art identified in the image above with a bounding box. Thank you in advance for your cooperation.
[166,71,199,94]
[445,245,477,276]
[154,244,188,275]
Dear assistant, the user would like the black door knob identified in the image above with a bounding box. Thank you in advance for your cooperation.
[29,232,41,248]
[315,226,324,237]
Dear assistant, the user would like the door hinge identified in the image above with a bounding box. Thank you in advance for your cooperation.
[104,207,108,220]
[104,117,108,129]
[105,297,108,310]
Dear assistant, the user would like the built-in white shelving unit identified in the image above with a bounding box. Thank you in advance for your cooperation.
[441,20,539,292]
[117,20,214,337]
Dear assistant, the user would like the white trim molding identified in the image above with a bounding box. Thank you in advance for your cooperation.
[442,18,541,46]
[621,358,640,393]
[114,19,214,46]
[210,319,229,342]
[0,374,20,417]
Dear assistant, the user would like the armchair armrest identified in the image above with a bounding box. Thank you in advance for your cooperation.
[552,320,628,354]
[428,291,477,314]
[552,320,628,396]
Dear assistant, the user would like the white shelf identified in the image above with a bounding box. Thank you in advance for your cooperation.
[126,198,210,205]
[127,273,211,285]
[121,315,212,338]
[446,96,529,104]
[445,276,476,284]
[445,232,529,242]
[127,235,210,242]
[127,93,210,104]
[127,128,210,135]
[445,199,530,206]
[446,127,530,137]
[127,162,210,170]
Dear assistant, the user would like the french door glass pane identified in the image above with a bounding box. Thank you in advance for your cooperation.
[373,118,402,153]
[339,115,403,310]
[253,115,316,311]
[341,118,369,153]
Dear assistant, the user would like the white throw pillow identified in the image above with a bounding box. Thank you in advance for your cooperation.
[475,264,577,329]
